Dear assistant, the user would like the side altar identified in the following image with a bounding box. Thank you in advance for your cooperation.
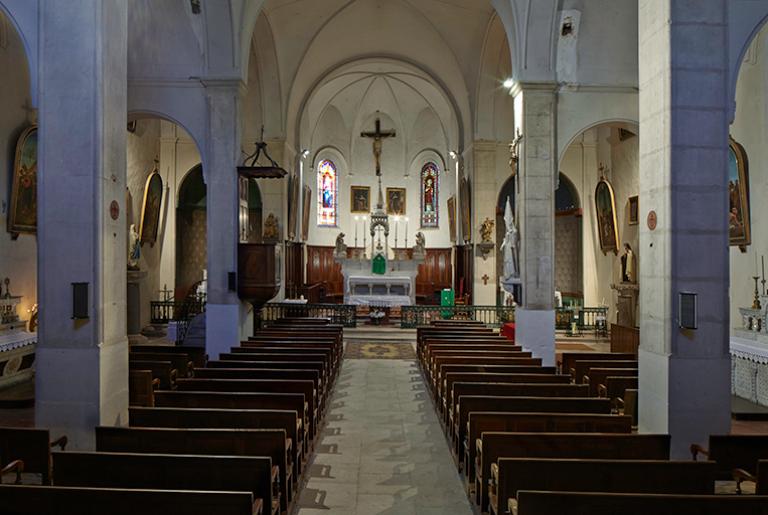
[733,292,768,407]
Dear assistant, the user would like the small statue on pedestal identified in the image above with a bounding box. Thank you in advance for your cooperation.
[334,232,348,257]
[621,243,636,283]
[128,224,141,270]
[263,213,279,242]
[413,231,426,258]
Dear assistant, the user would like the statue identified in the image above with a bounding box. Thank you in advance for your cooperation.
[413,231,426,257]
[263,213,279,242]
[480,218,495,243]
[621,243,636,283]
[334,232,348,257]
[128,224,141,270]
[500,197,520,280]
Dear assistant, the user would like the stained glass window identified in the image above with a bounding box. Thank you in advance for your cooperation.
[317,159,337,226]
[420,162,439,227]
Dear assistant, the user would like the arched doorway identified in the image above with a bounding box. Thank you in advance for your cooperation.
[555,173,582,307]
[176,165,207,301]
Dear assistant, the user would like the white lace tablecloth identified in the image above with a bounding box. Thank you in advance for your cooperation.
[346,295,412,307]
[0,331,37,353]
[731,338,768,364]
[731,336,768,406]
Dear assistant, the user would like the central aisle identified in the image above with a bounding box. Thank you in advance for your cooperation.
[295,358,474,515]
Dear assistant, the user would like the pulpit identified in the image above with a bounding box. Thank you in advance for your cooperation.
[238,243,281,311]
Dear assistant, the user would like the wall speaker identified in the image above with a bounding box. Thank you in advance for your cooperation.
[72,282,89,320]
[679,292,697,330]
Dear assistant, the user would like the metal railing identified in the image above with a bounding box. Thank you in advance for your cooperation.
[150,297,206,325]
[555,306,608,331]
[400,305,515,328]
[261,302,358,328]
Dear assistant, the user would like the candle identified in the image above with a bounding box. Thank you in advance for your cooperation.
[757,253,760,276]
[405,217,409,246]
[762,255,765,282]
[394,216,399,247]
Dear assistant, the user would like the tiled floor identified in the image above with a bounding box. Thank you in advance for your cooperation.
[294,359,474,515]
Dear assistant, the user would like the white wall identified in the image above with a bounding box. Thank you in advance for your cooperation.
[730,28,768,331]
[0,11,35,318]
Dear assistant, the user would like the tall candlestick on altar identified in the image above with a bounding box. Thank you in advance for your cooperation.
[354,216,359,247]
[394,216,399,248]
[405,217,409,247]
[362,216,367,254]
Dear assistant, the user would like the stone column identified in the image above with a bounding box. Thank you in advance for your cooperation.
[35,0,128,449]
[204,81,245,358]
[512,83,557,366]
[638,0,731,457]
[473,141,500,306]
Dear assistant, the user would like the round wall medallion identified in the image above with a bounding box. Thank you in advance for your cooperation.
[110,200,120,220]
[647,210,657,231]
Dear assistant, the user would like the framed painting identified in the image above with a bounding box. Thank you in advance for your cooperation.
[386,187,406,216]
[460,177,471,243]
[8,125,38,234]
[728,136,751,247]
[139,170,163,247]
[301,185,311,241]
[447,196,457,243]
[287,173,300,239]
[628,195,639,225]
[594,177,620,255]
[350,186,370,213]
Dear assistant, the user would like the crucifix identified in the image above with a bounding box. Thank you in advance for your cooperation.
[361,117,396,177]
[508,129,523,176]
[482,274,490,286]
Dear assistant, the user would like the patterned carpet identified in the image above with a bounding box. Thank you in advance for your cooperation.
[344,342,417,360]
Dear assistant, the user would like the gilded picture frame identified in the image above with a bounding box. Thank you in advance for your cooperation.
[460,177,471,243]
[287,173,300,240]
[386,187,406,216]
[728,136,751,248]
[8,125,38,234]
[594,177,620,255]
[350,186,370,214]
[628,195,639,225]
[139,170,163,247]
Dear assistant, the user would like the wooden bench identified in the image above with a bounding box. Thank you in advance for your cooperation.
[597,375,638,403]
[514,491,768,515]
[428,357,543,386]
[432,365,557,394]
[52,451,277,515]
[0,484,260,515]
[0,427,67,485]
[735,459,768,495]
[692,435,768,481]
[129,370,158,407]
[130,344,207,369]
[130,352,194,378]
[240,342,340,374]
[193,368,323,404]
[571,359,638,385]
[221,353,331,384]
[153,391,310,450]
[446,383,589,440]
[463,412,631,488]
[95,426,291,513]
[559,352,636,377]
[128,360,176,390]
[174,378,319,430]
[583,367,638,396]
[492,459,717,515]
[440,373,570,410]
[475,432,670,512]
[229,348,335,379]
[129,406,303,481]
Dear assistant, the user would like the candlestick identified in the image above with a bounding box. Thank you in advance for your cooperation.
[394,216,399,249]
[363,216,367,255]
[753,276,762,310]
[762,255,765,283]
[354,216,359,247]
[405,217,409,247]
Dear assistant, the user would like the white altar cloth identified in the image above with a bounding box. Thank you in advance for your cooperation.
[0,330,36,353]
[730,334,768,407]
[336,255,424,306]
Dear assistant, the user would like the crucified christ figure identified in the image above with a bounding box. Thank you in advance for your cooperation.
[361,118,396,177]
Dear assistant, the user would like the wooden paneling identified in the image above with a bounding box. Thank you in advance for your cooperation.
[610,324,639,356]
[306,245,343,301]
[416,248,453,304]
[284,242,304,298]
[454,244,474,303]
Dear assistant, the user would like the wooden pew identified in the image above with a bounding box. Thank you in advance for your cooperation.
[129,344,207,369]
[240,341,340,374]
[420,340,518,364]
[440,372,570,409]
[52,451,277,515]
[0,484,260,515]
[174,378,319,430]
[514,491,768,515]
[95,426,291,514]
[559,351,636,377]
[129,370,158,407]
[193,368,323,404]
[432,365,557,395]
[493,459,718,515]
[583,367,638,396]
[428,357,543,386]
[129,406,303,482]
[153,391,310,450]
[691,435,768,481]
[465,412,632,488]
[597,375,638,403]
[229,348,335,379]
[0,427,68,485]
[130,352,193,378]
[447,382,589,432]
[571,359,638,385]
[734,459,768,495]
[129,360,176,390]
[475,432,670,511]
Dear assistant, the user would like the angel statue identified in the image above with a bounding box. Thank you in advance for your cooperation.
[500,197,519,280]
[334,232,348,257]
[413,231,426,257]
[128,224,141,270]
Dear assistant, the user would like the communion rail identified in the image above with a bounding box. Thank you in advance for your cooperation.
[261,302,358,328]
[400,305,515,328]
[555,306,609,332]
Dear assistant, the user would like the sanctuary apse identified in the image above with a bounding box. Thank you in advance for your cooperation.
[1,3,768,513]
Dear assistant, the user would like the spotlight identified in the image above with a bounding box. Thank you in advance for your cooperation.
[301,149,310,158]
[449,151,457,159]
[503,78,515,89]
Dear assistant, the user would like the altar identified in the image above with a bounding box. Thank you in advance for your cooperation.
[337,255,423,306]
[733,298,768,407]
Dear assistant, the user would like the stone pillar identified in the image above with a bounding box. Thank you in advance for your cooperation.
[204,81,245,359]
[638,0,731,457]
[473,141,500,306]
[35,0,128,449]
[512,83,557,366]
